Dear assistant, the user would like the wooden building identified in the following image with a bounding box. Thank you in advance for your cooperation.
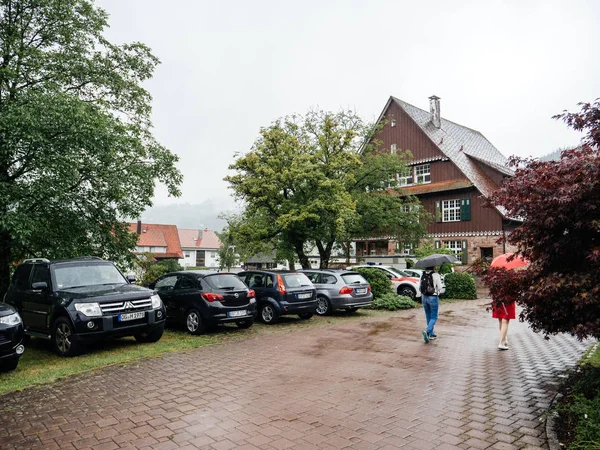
[355,95,520,264]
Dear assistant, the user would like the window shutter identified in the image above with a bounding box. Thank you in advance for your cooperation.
[434,240,441,249]
[435,201,442,222]
[460,198,471,221]
[461,240,468,264]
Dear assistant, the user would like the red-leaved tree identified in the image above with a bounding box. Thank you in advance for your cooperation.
[487,99,600,340]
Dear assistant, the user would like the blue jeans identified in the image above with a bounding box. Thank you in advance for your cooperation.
[422,295,439,336]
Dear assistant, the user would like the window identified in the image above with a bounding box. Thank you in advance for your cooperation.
[321,274,337,285]
[185,252,191,258]
[445,240,463,260]
[401,243,414,255]
[391,143,397,154]
[176,276,196,290]
[391,119,396,127]
[414,164,430,183]
[210,252,216,258]
[12,264,33,291]
[31,265,51,287]
[398,167,413,186]
[155,275,177,292]
[442,199,461,222]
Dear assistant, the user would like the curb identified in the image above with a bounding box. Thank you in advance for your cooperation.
[545,392,563,450]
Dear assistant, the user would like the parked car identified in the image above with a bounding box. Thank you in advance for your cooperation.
[3,257,166,357]
[352,265,422,300]
[299,269,373,315]
[237,270,317,324]
[149,271,256,334]
[0,303,25,371]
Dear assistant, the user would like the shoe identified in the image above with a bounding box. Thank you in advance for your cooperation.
[498,344,509,350]
[422,331,429,343]
[503,339,508,347]
[429,334,437,340]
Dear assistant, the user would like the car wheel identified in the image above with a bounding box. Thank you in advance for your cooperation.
[184,308,206,335]
[398,286,416,300]
[345,307,359,313]
[260,304,279,324]
[298,313,313,320]
[315,296,331,316]
[52,317,80,357]
[134,325,164,343]
[236,319,253,329]
[0,357,19,372]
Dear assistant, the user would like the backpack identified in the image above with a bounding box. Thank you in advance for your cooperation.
[420,271,436,296]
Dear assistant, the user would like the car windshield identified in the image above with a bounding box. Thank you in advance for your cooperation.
[204,274,247,290]
[53,262,126,289]
[282,273,312,288]
[341,273,368,285]
[387,267,410,277]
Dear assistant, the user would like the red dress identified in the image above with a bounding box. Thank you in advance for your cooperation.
[492,301,516,320]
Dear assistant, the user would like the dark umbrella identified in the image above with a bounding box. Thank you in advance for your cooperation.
[414,253,459,268]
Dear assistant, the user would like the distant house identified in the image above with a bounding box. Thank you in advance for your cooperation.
[128,221,183,260]
[355,95,520,264]
[178,229,221,268]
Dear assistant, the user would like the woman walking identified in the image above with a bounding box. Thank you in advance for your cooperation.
[493,299,515,350]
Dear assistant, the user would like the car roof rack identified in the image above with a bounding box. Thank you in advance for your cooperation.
[72,256,103,260]
[22,258,51,264]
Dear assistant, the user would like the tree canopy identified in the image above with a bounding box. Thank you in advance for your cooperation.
[226,110,429,268]
[0,0,182,294]
[486,99,600,340]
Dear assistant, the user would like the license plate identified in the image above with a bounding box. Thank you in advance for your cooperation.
[118,311,145,322]
[297,293,312,299]
[355,288,367,294]
[228,310,247,318]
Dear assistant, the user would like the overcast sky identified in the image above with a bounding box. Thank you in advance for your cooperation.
[98,0,600,222]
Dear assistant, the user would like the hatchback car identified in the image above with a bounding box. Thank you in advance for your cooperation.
[237,270,317,324]
[149,271,256,334]
[0,303,25,371]
[300,269,373,315]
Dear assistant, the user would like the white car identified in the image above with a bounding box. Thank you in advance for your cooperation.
[352,265,421,300]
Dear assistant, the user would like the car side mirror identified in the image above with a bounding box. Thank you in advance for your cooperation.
[127,275,136,283]
[31,281,48,290]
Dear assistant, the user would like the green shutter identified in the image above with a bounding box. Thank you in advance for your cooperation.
[461,240,468,264]
[435,240,441,249]
[435,201,442,222]
[461,198,471,221]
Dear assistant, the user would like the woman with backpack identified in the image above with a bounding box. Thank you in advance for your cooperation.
[420,266,444,343]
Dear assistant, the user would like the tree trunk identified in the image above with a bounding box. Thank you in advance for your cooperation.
[293,240,310,269]
[0,231,12,298]
[344,241,351,265]
[316,240,334,269]
[288,258,295,271]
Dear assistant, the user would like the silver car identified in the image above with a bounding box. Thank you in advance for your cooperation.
[300,269,373,315]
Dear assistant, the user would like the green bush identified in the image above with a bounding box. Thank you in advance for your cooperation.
[405,258,414,269]
[354,267,393,298]
[439,263,454,275]
[443,272,477,299]
[370,294,418,311]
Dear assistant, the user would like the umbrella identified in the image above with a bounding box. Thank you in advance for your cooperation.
[414,253,459,268]
[490,253,528,270]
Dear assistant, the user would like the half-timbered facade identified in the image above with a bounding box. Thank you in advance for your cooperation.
[355,95,520,264]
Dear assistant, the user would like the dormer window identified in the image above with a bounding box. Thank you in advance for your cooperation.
[391,143,397,154]
[415,164,431,183]
[391,119,396,127]
[398,167,413,186]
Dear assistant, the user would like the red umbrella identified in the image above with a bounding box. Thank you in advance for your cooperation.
[490,253,529,270]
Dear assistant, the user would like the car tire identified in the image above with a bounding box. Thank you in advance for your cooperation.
[345,307,359,313]
[398,286,416,300]
[134,325,164,343]
[315,296,331,316]
[0,357,19,372]
[236,319,253,329]
[52,316,80,357]
[298,313,313,320]
[184,308,206,335]
[259,304,279,324]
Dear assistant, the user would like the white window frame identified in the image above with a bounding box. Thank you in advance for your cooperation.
[444,240,463,259]
[414,164,431,184]
[391,119,396,127]
[390,143,397,154]
[398,167,413,186]
[442,199,461,222]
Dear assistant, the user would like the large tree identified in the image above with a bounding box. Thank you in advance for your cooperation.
[487,99,600,340]
[226,110,427,268]
[0,0,182,294]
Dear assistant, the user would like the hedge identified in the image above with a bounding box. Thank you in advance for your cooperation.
[370,294,418,311]
[443,272,477,299]
[354,267,393,298]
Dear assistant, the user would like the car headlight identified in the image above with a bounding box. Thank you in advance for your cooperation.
[0,313,22,326]
[74,302,102,317]
[150,294,162,309]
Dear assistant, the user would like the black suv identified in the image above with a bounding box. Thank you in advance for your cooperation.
[237,270,317,324]
[150,271,257,334]
[3,257,166,357]
[0,303,25,371]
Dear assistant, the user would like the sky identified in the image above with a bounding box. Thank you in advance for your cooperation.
[97,0,600,228]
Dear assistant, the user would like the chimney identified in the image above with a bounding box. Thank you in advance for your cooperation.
[136,219,142,235]
[198,229,203,239]
[429,95,441,128]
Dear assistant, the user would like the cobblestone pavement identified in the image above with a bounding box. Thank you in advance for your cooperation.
[0,300,591,450]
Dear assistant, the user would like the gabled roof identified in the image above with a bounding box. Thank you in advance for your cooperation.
[389,96,514,199]
[178,229,221,250]
[128,222,183,259]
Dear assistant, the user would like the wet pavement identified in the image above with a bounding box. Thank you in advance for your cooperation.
[0,300,591,450]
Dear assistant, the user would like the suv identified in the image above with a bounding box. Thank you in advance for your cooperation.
[300,269,373,315]
[238,270,317,324]
[352,265,421,300]
[3,257,166,357]
[149,271,256,334]
[0,303,25,371]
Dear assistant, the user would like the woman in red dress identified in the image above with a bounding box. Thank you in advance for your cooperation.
[492,300,516,350]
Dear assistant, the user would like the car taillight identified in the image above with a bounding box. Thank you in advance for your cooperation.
[339,286,353,295]
[277,274,286,294]
[201,292,224,302]
[247,289,255,298]
[368,286,372,293]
